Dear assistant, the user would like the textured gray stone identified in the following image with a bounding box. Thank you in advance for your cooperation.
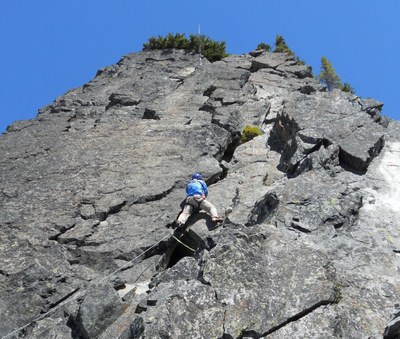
[130,224,338,338]
[71,282,124,338]
[29,317,72,339]
[0,48,399,338]
[0,292,45,337]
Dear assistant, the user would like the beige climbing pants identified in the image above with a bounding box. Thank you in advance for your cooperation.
[177,195,218,225]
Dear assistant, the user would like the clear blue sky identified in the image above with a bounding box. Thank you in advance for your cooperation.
[1,0,399,133]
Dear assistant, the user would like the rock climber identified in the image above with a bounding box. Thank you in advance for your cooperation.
[176,173,222,227]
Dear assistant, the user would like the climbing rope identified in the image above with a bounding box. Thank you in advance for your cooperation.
[171,234,196,252]
[1,232,172,339]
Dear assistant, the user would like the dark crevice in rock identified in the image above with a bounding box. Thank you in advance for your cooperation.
[260,103,272,125]
[290,221,312,234]
[221,100,245,107]
[48,221,77,241]
[66,316,83,339]
[96,201,127,222]
[287,198,311,206]
[166,239,196,269]
[253,263,341,338]
[133,187,177,205]
[248,50,264,57]
[250,60,283,73]
[62,125,72,132]
[42,288,81,314]
[203,86,217,97]
[57,186,182,245]
[80,204,96,220]
[48,233,63,242]
[299,85,317,94]
[240,72,251,89]
[221,131,241,163]
[115,242,169,268]
[216,163,229,182]
[286,138,331,178]
[267,115,299,154]
[157,229,203,270]
[138,182,188,208]
[67,113,78,123]
[51,106,75,114]
[144,56,176,63]
[142,108,160,120]
[241,297,339,339]
[96,185,178,225]
[210,115,239,137]
[324,215,346,230]
[106,93,141,111]
[333,221,344,229]
[246,192,279,226]
[203,169,224,187]
[267,301,339,336]
[199,102,216,114]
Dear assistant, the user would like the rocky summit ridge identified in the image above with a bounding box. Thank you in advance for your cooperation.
[1,48,400,338]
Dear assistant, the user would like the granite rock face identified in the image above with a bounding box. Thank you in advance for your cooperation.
[0,49,399,338]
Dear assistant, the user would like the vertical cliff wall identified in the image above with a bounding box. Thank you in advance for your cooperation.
[1,49,399,338]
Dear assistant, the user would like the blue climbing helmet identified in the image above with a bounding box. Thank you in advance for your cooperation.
[191,173,202,180]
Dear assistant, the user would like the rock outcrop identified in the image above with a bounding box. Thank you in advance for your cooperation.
[1,48,399,338]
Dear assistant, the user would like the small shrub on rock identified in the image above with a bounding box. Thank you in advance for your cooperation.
[341,82,356,94]
[143,33,228,62]
[274,35,294,56]
[241,125,263,143]
[256,42,271,52]
[318,56,356,94]
[318,56,342,92]
[272,35,306,64]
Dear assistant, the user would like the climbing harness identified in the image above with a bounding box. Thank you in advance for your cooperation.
[186,195,204,209]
